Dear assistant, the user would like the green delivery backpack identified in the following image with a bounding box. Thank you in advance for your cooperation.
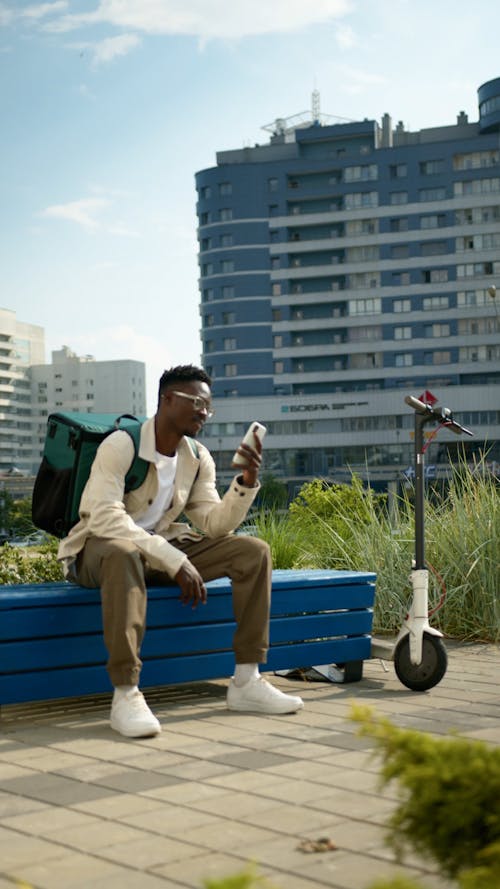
[32,412,150,539]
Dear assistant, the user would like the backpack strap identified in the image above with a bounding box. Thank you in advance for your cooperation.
[112,416,149,492]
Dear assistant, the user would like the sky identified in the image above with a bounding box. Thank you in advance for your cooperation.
[1,0,500,413]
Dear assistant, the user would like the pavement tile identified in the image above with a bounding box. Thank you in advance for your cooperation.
[208,749,298,770]
[13,850,139,889]
[72,792,170,819]
[101,833,199,869]
[0,771,114,806]
[178,818,271,853]
[0,789,49,818]
[2,805,102,835]
[140,779,230,805]
[119,802,220,835]
[1,642,497,889]
[153,850,256,886]
[0,826,69,871]
[240,803,343,836]
[178,790,279,820]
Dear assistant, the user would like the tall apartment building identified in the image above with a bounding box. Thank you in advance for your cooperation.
[0,307,45,475]
[195,77,500,491]
[30,346,147,471]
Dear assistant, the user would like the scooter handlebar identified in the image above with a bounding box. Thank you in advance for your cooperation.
[405,395,474,436]
[404,395,428,413]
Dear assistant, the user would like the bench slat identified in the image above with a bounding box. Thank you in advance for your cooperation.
[0,611,373,673]
[0,569,376,705]
[0,636,371,705]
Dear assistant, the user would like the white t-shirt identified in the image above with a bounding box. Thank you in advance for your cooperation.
[135,451,178,531]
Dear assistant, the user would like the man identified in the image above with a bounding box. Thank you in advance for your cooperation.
[58,365,303,737]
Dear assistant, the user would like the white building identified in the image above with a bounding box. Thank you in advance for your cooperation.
[30,346,147,470]
[0,307,45,475]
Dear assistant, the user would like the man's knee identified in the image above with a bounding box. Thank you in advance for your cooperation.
[81,537,144,586]
[233,535,271,568]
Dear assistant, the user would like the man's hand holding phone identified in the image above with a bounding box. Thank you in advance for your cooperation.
[231,422,267,487]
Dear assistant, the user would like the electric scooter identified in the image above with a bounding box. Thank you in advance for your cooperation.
[371,395,474,691]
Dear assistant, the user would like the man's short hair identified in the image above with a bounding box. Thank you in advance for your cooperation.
[158,365,212,406]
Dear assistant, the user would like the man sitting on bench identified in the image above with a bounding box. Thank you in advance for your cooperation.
[58,365,303,738]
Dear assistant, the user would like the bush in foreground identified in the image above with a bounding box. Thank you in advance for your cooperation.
[352,705,500,887]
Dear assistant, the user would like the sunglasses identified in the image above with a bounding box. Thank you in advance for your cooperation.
[171,390,215,417]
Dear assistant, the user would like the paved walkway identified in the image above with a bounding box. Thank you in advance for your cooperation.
[1,642,499,889]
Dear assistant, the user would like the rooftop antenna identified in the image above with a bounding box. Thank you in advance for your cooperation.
[312,89,320,123]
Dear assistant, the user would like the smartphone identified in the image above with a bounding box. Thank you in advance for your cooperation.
[232,422,267,467]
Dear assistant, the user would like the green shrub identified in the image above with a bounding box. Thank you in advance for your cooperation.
[0,540,63,584]
[253,459,499,641]
[202,865,275,888]
[352,705,500,883]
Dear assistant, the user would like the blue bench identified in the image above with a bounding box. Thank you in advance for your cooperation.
[0,569,376,706]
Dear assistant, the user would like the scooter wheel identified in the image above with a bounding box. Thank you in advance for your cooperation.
[394,632,447,691]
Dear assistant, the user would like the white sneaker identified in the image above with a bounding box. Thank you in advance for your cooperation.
[110,688,161,738]
[227,676,304,715]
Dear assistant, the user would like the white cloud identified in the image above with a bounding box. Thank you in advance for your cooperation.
[40,194,140,235]
[20,1,69,20]
[91,32,141,64]
[40,197,109,228]
[335,23,356,49]
[42,0,352,40]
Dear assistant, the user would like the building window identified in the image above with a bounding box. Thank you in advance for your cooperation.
[205,340,215,352]
[453,150,499,170]
[454,178,500,196]
[221,260,234,273]
[422,268,448,283]
[421,241,448,256]
[205,314,215,327]
[221,285,234,298]
[273,335,283,348]
[222,312,235,324]
[200,186,212,199]
[394,326,412,340]
[344,191,378,209]
[272,283,282,296]
[390,191,408,205]
[425,323,450,337]
[272,309,282,321]
[423,296,449,310]
[271,257,280,269]
[274,361,284,374]
[390,217,409,232]
[419,187,446,201]
[389,163,407,178]
[419,159,445,175]
[219,182,232,196]
[220,233,233,247]
[433,351,451,364]
[344,164,378,182]
[420,214,446,229]
[393,299,411,313]
[220,208,232,221]
[395,353,413,367]
[203,288,214,302]
[202,263,213,276]
[223,338,236,350]
[224,363,237,377]
[391,272,411,286]
[268,178,278,192]
[200,212,212,225]
[391,245,410,259]
[349,297,381,315]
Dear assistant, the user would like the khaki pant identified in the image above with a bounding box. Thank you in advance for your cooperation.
[75,535,272,687]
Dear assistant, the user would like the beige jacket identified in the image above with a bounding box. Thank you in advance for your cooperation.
[58,416,260,579]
